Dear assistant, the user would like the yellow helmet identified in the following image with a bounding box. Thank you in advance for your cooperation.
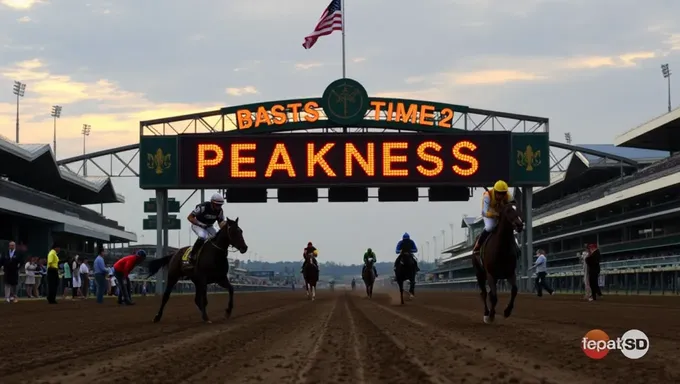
[493,180,509,193]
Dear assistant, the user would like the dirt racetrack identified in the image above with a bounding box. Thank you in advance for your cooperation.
[2,289,679,384]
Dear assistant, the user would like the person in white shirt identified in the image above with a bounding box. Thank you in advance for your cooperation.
[72,256,82,298]
[530,249,554,296]
[79,258,90,298]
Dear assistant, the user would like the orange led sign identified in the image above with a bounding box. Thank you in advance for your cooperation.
[179,133,510,188]
[234,99,457,130]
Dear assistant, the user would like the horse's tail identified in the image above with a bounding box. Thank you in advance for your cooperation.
[147,255,173,277]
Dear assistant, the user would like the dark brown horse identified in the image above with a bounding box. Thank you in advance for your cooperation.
[395,251,417,305]
[362,259,376,299]
[472,202,524,324]
[147,218,248,323]
[302,253,319,301]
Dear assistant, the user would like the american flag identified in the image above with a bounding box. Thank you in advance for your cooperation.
[302,0,343,50]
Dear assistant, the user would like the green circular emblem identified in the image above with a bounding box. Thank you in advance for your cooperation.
[321,78,369,126]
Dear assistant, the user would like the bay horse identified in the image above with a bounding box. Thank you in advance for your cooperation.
[362,259,376,298]
[302,252,319,301]
[472,202,524,324]
[395,251,417,305]
[147,218,248,323]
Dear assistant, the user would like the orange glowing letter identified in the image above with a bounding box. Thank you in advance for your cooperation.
[382,142,408,176]
[416,141,443,176]
[345,143,375,176]
[270,105,287,125]
[307,143,336,177]
[419,104,435,126]
[197,144,224,178]
[370,100,386,120]
[303,101,320,122]
[253,106,272,128]
[231,143,257,178]
[452,140,479,176]
[288,103,303,122]
[395,102,418,124]
[265,143,296,177]
[236,109,252,129]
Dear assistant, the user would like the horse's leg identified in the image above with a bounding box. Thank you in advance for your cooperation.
[216,276,235,318]
[193,279,210,323]
[504,274,518,318]
[487,274,498,323]
[475,269,490,323]
[398,279,405,305]
[153,269,180,323]
[409,274,416,298]
[365,281,370,298]
[311,282,316,301]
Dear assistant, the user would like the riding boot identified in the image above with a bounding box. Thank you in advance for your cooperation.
[300,261,305,274]
[188,238,205,265]
[474,230,490,254]
[412,256,420,272]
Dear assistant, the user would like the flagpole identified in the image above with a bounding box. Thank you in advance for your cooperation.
[341,0,346,78]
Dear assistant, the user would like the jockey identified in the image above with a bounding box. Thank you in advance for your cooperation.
[301,242,319,273]
[473,180,513,254]
[186,193,227,266]
[363,248,378,277]
[394,233,420,273]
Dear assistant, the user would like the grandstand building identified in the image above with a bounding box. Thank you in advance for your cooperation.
[427,108,680,294]
[0,137,136,258]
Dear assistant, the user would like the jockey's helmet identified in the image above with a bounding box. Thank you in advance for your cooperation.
[307,241,313,247]
[136,249,147,258]
[402,232,410,240]
[493,180,509,193]
[367,247,372,253]
[210,193,225,205]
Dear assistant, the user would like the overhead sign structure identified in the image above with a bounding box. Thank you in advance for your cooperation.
[178,133,510,188]
[223,78,469,134]
[139,78,550,189]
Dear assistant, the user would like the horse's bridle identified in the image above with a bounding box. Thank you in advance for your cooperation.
[206,222,236,252]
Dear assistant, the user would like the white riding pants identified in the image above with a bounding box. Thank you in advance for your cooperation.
[191,224,217,240]
[483,217,497,232]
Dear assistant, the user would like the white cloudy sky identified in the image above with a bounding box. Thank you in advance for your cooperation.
[0,0,678,264]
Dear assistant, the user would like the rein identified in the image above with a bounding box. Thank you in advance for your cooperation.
[206,223,234,253]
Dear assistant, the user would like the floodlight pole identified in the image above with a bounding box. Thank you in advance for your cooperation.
[662,64,671,113]
[12,81,26,144]
[51,105,62,157]
[81,124,91,176]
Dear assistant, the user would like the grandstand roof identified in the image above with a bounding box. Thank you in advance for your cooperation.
[575,145,668,166]
[614,107,680,152]
[0,136,124,205]
[534,144,660,198]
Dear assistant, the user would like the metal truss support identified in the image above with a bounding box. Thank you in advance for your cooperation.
[57,144,140,178]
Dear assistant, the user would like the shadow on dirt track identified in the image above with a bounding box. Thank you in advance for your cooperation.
[1,289,679,383]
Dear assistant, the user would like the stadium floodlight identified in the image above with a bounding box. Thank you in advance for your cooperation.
[51,105,62,157]
[564,132,572,144]
[12,81,27,143]
[82,124,92,176]
[661,64,671,112]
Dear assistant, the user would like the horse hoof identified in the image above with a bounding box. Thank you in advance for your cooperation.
[503,309,512,318]
[204,320,212,324]
[483,315,491,324]
[152,315,161,323]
